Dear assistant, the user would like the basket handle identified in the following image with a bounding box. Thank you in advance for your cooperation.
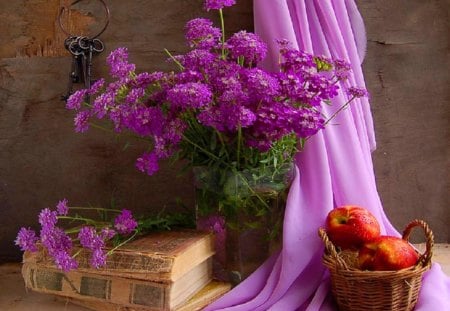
[402,219,434,267]
[319,228,338,257]
[318,227,349,268]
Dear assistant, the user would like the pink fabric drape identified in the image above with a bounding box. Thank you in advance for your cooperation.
[204,0,450,310]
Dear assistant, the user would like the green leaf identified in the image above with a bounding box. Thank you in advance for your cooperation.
[210,132,217,151]
[244,221,261,229]
[255,208,267,217]
[122,142,131,151]
[227,222,240,231]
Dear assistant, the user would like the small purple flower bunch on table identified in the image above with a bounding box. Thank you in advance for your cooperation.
[66,1,368,219]
[15,199,138,272]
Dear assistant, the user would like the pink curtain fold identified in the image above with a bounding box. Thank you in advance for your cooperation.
[204,1,450,310]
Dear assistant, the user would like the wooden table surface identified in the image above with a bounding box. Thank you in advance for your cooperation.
[1,244,448,310]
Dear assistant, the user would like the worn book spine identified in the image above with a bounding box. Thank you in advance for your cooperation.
[22,262,172,310]
[23,230,215,283]
[63,281,232,311]
[23,249,175,281]
[22,260,212,311]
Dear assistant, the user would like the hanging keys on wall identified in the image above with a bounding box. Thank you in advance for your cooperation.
[62,36,105,102]
[58,0,110,102]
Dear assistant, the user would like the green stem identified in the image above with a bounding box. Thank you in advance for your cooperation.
[323,96,356,127]
[68,207,122,213]
[182,134,226,164]
[299,137,306,149]
[303,96,357,145]
[58,216,98,225]
[65,227,82,234]
[238,56,245,66]
[71,249,83,259]
[219,9,226,59]
[89,122,150,143]
[184,132,268,208]
[164,48,184,71]
[233,170,270,209]
[107,230,139,255]
[237,125,242,169]
[90,122,112,133]
[214,130,230,162]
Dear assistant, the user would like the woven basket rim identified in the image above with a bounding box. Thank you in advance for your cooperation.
[319,219,434,273]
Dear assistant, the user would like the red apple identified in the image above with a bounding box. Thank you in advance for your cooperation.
[325,205,381,250]
[358,236,419,271]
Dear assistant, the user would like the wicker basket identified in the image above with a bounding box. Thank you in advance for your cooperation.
[319,219,434,311]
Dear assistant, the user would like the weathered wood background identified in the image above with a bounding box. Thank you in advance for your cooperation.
[0,0,447,260]
[357,0,448,242]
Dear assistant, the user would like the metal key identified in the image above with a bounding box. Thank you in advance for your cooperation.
[58,0,109,102]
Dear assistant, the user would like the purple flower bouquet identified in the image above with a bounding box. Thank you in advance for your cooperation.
[63,0,367,280]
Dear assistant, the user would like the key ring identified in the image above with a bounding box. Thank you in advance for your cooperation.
[58,0,110,39]
[77,36,90,50]
[91,38,105,53]
[78,37,105,53]
[64,36,78,50]
[68,38,85,56]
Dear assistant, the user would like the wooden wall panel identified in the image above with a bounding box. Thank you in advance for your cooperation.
[357,0,449,242]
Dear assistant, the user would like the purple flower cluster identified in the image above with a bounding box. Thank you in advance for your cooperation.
[78,226,108,268]
[106,47,135,79]
[185,18,221,50]
[74,110,91,133]
[66,0,367,176]
[347,86,370,98]
[204,0,236,11]
[56,198,69,216]
[333,60,352,80]
[226,31,267,65]
[166,82,212,110]
[38,206,77,272]
[15,200,138,272]
[114,209,138,235]
[15,228,38,252]
[136,152,160,175]
[196,214,226,264]
[66,89,88,110]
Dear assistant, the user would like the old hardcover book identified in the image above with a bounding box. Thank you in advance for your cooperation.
[62,281,232,311]
[23,230,215,282]
[22,258,213,311]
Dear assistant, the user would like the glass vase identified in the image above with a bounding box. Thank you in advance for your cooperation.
[194,163,293,284]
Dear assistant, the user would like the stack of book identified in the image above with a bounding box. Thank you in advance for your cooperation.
[22,230,230,311]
